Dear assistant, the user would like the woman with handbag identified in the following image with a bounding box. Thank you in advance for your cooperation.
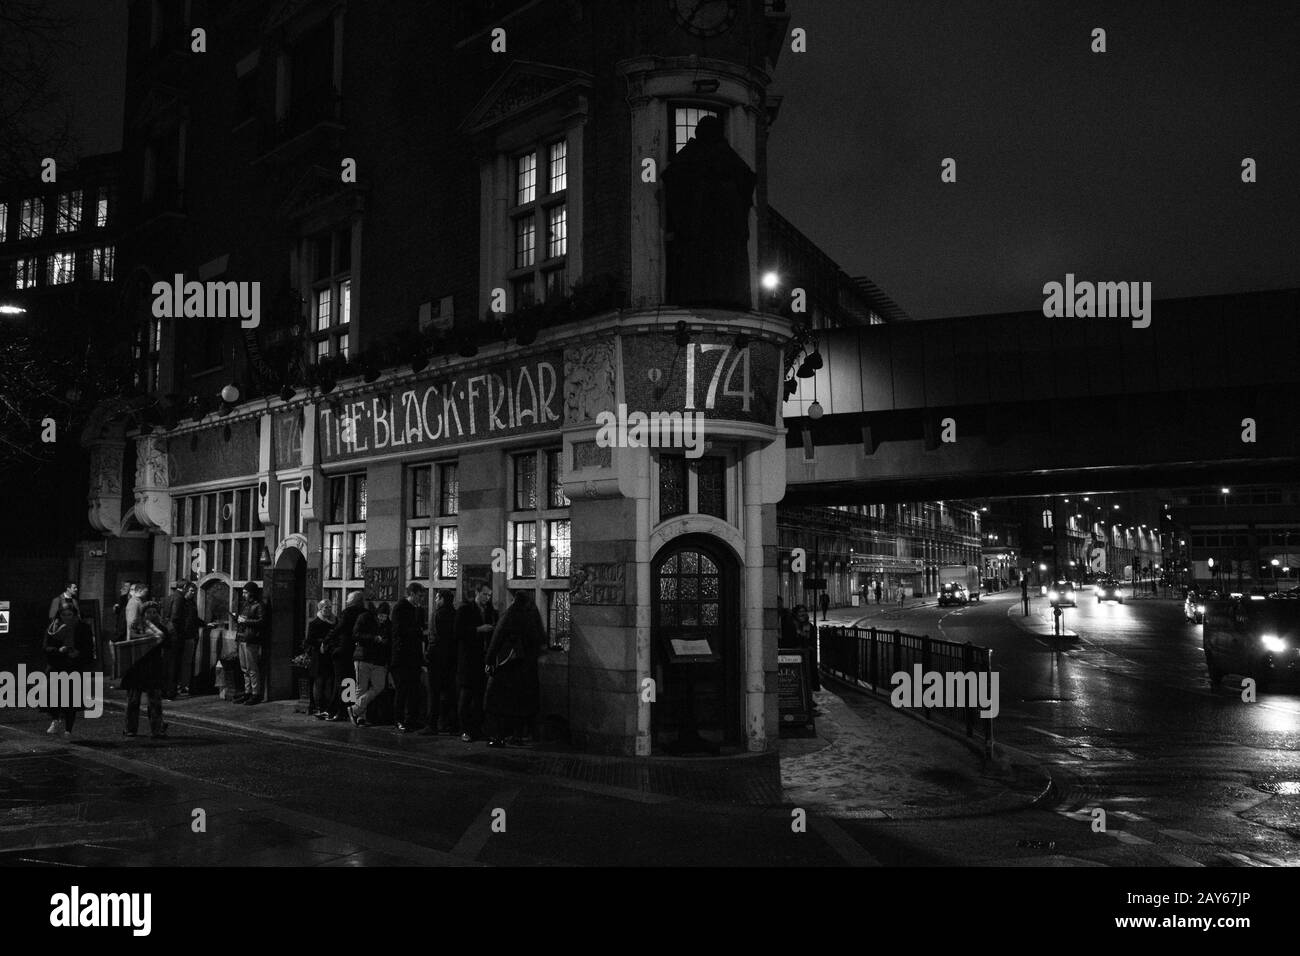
[483,590,545,748]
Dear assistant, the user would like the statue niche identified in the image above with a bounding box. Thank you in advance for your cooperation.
[661,115,755,311]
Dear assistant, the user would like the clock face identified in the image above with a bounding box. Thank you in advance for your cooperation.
[670,0,737,37]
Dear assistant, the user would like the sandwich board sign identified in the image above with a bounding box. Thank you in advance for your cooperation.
[0,600,9,634]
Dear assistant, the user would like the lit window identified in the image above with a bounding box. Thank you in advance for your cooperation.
[406,461,459,584]
[96,188,110,228]
[90,246,114,281]
[508,449,571,644]
[15,258,38,290]
[315,288,331,330]
[515,217,536,269]
[548,140,567,193]
[306,226,353,360]
[47,251,75,285]
[516,151,537,206]
[20,198,43,239]
[674,106,718,153]
[506,137,570,305]
[57,191,82,233]
[546,204,566,259]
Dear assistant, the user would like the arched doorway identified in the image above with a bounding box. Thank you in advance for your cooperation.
[269,546,306,701]
[651,535,741,754]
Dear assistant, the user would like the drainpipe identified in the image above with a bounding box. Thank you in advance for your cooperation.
[743,443,766,752]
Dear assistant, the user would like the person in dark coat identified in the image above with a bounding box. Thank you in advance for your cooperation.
[791,604,820,692]
[122,601,172,738]
[483,590,546,747]
[47,581,80,624]
[421,589,458,735]
[324,591,366,721]
[234,583,266,705]
[44,602,94,737]
[874,581,882,605]
[390,583,426,733]
[307,599,336,718]
[163,581,199,698]
[777,597,798,649]
[455,581,496,742]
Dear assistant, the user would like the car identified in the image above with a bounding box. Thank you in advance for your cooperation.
[1184,592,1207,623]
[1047,580,1077,607]
[1095,578,1123,604]
[1203,596,1300,688]
[938,583,969,607]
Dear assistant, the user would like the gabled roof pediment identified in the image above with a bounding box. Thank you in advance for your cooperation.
[463,60,593,135]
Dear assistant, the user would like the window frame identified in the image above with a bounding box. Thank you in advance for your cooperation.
[323,472,367,610]
[653,447,737,527]
[507,137,568,309]
[171,487,266,590]
[19,197,43,240]
[307,226,353,362]
[406,460,460,589]
[670,102,723,154]
[507,448,571,647]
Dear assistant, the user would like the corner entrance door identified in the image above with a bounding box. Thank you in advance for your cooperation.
[651,536,740,754]
[269,549,306,701]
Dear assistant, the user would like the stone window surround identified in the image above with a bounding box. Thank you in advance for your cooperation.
[619,55,769,311]
[476,96,586,326]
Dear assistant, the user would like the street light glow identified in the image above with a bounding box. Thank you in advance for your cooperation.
[761,271,780,291]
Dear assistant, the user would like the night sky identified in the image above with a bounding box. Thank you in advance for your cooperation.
[47,0,1300,321]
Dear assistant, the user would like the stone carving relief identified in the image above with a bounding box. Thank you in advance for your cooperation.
[132,433,172,534]
[563,341,616,425]
[86,439,124,536]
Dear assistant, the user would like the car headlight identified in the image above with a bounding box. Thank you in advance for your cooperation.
[1197,604,1205,614]
[1261,634,1286,653]
[1048,590,1059,601]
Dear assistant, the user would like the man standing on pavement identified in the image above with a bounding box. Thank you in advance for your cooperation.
[875,581,882,605]
[422,589,459,735]
[390,582,426,732]
[1021,572,1031,616]
[48,581,80,623]
[163,581,198,698]
[455,581,497,742]
[234,583,266,705]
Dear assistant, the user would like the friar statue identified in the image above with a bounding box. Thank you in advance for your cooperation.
[661,115,756,310]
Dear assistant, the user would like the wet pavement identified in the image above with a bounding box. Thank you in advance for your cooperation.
[3,593,1298,866]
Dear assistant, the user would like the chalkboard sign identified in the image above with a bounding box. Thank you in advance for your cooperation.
[778,650,816,736]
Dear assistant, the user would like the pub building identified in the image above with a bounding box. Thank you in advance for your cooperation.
[77,0,869,756]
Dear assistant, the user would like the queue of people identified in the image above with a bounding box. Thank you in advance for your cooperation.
[305,581,545,747]
[42,577,547,749]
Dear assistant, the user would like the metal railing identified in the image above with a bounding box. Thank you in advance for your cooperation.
[818,625,995,755]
